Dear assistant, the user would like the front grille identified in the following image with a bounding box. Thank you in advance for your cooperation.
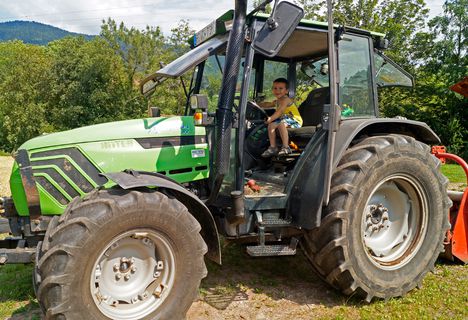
[30,148,107,205]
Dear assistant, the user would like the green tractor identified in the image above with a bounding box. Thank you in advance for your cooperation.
[0,0,454,318]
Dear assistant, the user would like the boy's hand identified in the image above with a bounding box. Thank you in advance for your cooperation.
[265,117,271,124]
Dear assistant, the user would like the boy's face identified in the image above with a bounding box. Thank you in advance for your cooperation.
[272,82,288,99]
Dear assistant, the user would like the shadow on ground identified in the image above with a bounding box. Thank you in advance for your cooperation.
[199,241,346,310]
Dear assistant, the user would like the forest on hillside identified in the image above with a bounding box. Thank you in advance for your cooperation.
[0,0,466,158]
[0,20,94,45]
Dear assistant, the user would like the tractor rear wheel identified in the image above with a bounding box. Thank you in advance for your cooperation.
[302,135,451,301]
[36,188,207,319]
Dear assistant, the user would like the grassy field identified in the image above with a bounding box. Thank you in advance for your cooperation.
[441,164,467,184]
[0,160,467,319]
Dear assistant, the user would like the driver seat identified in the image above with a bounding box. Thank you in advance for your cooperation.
[288,87,329,138]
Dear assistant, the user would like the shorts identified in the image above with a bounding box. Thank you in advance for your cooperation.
[273,116,301,128]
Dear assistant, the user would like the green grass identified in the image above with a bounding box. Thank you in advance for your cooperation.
[0,239,467,318]
[200,242,467,319]
[0,263,40,319]
[0,163,467,318]
[441,163,467,184]
[0,150,10,157]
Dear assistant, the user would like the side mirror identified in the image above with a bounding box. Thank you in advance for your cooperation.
[148,106,161,117]
[375,38,389,50]
[252,1,304,58]
[190,94,209,110]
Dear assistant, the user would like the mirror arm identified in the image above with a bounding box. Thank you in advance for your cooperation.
[267,0,280,30]
[250,0,274,15]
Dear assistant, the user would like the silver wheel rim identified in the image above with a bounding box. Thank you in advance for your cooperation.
[90,229,176,319]
[361,174,428,270]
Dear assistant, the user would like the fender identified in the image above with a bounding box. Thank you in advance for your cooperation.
[334,118,440,167]
[287,118,440,230]
[103,170,221,264]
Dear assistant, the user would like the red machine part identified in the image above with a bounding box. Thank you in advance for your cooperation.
[433,151,468,263]
[432,146,446,163]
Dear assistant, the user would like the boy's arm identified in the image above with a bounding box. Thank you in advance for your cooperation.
[258,100,275,108]
[266,101,288,124]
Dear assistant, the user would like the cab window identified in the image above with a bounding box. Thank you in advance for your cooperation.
[338,35,374,117]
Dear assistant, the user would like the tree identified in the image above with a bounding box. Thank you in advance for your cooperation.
[382,0,467,157]
[0,41,52,151]
[45,36,144,130]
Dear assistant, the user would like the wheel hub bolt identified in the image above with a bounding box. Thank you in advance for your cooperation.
[113,264,119,272]
[124,274,131,281]
[131,266,137,273]
[370,204,388,224]
[115,273,122,280]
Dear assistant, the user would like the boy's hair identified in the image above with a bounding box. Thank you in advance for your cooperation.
[273,78,289,89]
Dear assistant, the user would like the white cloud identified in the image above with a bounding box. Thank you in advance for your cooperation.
[425,0,444,18]
[0,0,233,35]
[0,0,446,35]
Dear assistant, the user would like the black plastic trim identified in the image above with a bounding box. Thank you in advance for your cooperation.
[135,136,206,149]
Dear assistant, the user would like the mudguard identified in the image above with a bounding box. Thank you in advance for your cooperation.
[288,118,441,230]
[103,170,221,264]
[334,118,440,166]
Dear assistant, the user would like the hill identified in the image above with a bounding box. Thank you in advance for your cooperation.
[0,20,94,45]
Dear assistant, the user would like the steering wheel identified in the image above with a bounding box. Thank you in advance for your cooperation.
[246,101,268,124]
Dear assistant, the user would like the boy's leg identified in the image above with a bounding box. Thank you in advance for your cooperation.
[268,122,279,147]
[262,122,280,157]
[277,123,289,147]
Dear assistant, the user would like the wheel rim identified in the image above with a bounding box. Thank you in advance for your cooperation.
[90,229,176,319]
[361,175,428,270]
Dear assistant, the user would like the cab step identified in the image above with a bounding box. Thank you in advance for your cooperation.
[247,238,298,257]
[0,218,9,234]
[260,217,292,227]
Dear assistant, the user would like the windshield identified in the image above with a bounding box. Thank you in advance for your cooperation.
[140,35,228,96]
[191,46,254,113]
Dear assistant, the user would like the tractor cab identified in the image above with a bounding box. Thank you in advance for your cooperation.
[140,4,415,228]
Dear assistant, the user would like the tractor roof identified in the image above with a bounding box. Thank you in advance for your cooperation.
[188,10,385,47]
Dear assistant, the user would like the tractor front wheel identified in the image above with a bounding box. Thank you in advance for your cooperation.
[302,135,451,301]
[36,189,207,319]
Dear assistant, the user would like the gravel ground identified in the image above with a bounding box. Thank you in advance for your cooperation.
[0,156,13,197]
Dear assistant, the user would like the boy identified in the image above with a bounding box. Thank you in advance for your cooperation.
[259,78,302,157]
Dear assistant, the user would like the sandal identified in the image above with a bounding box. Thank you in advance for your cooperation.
[261,146,278,158]
[278,146,292,156]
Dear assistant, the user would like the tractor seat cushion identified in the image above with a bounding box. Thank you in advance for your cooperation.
[287,126,317,138]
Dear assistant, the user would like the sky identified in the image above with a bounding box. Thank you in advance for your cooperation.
[0,0,445,35]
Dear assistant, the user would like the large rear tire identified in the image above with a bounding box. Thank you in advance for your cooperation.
[36,188,207,319]
[301,135,451,301]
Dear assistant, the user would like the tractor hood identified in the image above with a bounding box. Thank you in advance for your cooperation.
[20,116,203,151]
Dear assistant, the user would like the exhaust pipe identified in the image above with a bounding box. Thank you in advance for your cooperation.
[207,0,248,204]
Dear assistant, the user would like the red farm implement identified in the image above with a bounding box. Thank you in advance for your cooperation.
[432,149,468,263]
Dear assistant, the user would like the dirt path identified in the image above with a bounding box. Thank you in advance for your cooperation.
[0,156,13,197]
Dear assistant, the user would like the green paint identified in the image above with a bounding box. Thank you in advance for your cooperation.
[20,116,203,150]
[9,162,29,216]
[10,115,210,216]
